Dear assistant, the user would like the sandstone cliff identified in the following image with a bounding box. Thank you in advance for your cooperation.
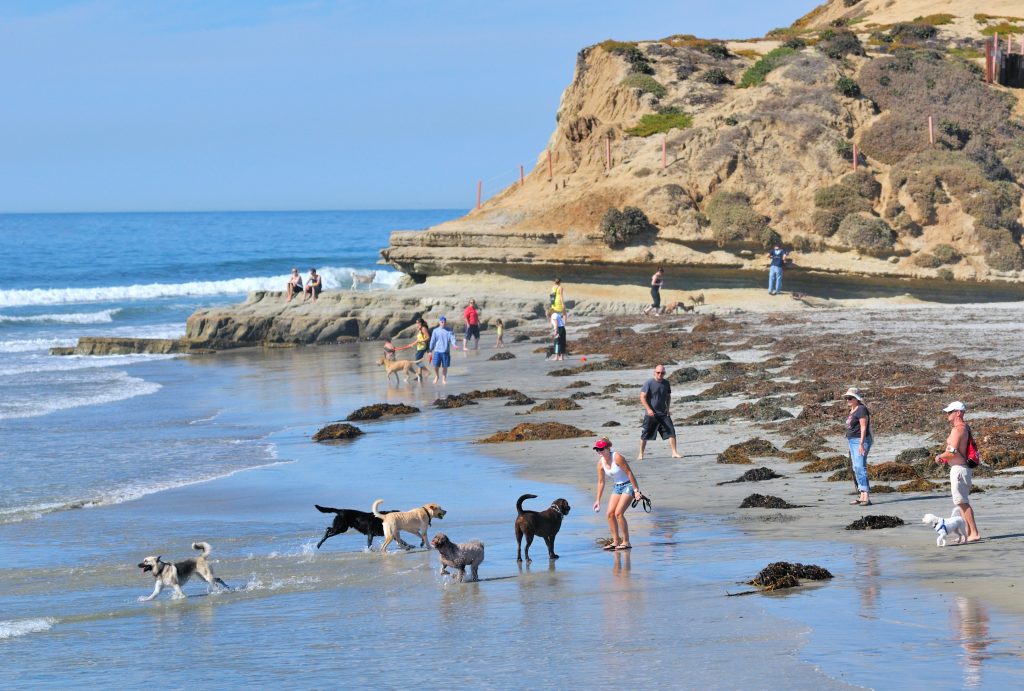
[382,0,1024,288]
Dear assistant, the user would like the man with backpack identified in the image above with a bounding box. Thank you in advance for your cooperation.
[934,401,981,542]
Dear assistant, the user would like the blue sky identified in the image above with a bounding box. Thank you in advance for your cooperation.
[0,0,819,212]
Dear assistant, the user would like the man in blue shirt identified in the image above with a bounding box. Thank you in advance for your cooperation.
[767,243,789,295]
[429,315,457,385]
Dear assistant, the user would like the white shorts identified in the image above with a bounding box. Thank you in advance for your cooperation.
[950,465,972,506]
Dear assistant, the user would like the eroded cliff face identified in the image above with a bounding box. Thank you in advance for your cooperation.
[382,0,1024,286]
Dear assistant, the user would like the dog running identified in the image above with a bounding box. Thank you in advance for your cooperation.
[373,499,447,553]
[376,357,422,384]
[314,504,404,550]
[137,542,231,601]
[922,507,968,547]
[660,301,694,315]
[514,493,571,562]
[688,292,705,306]
[431,533,485,582]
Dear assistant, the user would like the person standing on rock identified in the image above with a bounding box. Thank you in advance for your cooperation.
[843,387,873,506]
[935,401,981,541]
[428,315,457,385]
[638,365,682,460]
[550,277,566,323]
[767,243,789,295]
[643,267,664,316]
[462,298,480,351]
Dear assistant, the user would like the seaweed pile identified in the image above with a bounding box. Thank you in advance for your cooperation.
[717,467,783,485]
[748,562,833,591]
[311,423,364,442]
[478,422,594,443]
[845,515,905,530]
[739,494,802,509]
[488,352,516,361]
[526,398,582,413]
[345,403,420,421]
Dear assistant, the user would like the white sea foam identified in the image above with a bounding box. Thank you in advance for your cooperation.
[240,574,321,592]
[0,267,405,307]
[0,308,121,324]
[0,459,292,524]
[0,352,176,378]
[0,371,162,419]
[0,617,56,640]
[0,337,75,354]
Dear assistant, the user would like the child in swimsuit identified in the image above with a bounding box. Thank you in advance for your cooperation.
[495,319,505,349]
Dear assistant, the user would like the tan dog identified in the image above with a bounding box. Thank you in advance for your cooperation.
[688,292,705,306]
[373,499,446,553]
[661,301,694,314]
[377,357,422,384]
[351,271,376,290]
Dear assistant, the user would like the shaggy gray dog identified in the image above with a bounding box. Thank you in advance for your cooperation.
[431,533,485,582]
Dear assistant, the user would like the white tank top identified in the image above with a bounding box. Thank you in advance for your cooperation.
[601,453,629,484]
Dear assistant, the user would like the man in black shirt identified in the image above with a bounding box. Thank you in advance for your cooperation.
[638,365,682,460]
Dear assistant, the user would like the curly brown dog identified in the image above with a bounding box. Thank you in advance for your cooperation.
[431,533,485,582]
[514,493,571,562]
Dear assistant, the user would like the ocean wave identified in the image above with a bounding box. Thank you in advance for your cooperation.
[0,337,75,353]
[0,371,162,419]
[0,353,176,378]
[0,617,56,640]
[0,308,121,324]
[0,267,405,307]
[0,458,293,524]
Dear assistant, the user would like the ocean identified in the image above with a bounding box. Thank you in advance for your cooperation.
[2,211,1023,689]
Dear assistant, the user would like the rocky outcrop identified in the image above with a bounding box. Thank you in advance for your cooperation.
[381,0,1024,286]
[50,338,213,356]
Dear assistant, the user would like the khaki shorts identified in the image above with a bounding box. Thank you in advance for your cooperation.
[950,465,972,506]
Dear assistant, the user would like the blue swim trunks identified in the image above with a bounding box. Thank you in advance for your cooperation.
[432,351,451,368]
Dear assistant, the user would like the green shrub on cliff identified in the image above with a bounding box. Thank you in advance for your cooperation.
[975,226,1024,272]
[836,214,895,256]
[706,191,769,245]
[601,206,655,247]
[627,110,693,137]
[738,47,797,88]
[811,170,879,236]
[621,74,667,98]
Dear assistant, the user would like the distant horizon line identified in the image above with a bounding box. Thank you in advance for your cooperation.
[0,207,469,216]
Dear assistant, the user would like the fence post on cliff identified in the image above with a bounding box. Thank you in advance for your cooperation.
[547,150,552,181]
[662,135,667,169]
[985,39,993,83]
[605,134,611,171]
[928,115,934,145]
[852,143,858,171]
[520,165,525,186]
[476,180,482,210]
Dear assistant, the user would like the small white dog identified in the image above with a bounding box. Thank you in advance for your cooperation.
[137,541,231,601]
[922,507,967,547]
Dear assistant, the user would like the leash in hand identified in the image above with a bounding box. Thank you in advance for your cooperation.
[631,492,652,513]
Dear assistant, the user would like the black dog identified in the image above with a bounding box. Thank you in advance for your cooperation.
[314,505,399,550]
[515,494,571,562]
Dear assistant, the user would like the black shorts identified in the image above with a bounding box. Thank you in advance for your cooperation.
[465,324,480,340]
[554,326,566,354]
[289,284,303,296]
[641,413,676,441]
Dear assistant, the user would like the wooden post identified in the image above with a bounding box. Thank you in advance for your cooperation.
[605,134,611,171]
[520,164,524,186]
[476,180,482,210]
[928,115,934,145]
[662,135,667,169]
[852,143,858,171]
[985,39,993,83]
[546,150,552,181]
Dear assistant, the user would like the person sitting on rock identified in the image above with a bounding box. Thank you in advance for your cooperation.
[303,268,322,302]
[285,267,303,302]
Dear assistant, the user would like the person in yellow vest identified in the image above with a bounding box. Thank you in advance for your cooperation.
[549,277,566,323]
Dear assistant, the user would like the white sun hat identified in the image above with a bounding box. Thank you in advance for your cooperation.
[942,401,966,413]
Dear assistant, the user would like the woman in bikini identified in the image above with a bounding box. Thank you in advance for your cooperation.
[592,436,644,550]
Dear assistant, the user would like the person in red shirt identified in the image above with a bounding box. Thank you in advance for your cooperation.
[462,298,480,351]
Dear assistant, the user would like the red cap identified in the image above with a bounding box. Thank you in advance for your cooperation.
[593,438,611,450]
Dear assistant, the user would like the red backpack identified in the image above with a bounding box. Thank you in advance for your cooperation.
[966,429,980,469]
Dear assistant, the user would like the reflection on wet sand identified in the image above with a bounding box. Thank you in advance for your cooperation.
[952,596,991,688]
[854,545,881,616]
